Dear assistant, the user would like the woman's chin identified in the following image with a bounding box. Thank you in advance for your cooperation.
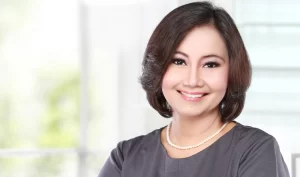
[172,106,219,119]
[173,110,207,119]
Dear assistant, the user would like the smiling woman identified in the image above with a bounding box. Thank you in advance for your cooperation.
[98,1,290,177]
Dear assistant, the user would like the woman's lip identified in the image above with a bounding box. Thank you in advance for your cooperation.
[177,90,208,102]
[177,90,208,95]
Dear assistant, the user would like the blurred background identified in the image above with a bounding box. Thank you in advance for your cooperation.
[0,0,299,176]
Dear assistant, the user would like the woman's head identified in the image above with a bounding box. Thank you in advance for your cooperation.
[139,1,251,122]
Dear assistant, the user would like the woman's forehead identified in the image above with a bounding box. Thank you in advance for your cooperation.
[175,25,228,60]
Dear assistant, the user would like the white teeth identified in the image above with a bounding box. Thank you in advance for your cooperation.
[181,92,204,98]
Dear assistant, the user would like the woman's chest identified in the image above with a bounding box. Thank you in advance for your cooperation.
[121,147,241,177]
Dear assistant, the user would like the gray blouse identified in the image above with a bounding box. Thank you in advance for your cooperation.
[98,122,290,177]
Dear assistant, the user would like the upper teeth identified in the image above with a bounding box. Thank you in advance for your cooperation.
[181,92,204,98]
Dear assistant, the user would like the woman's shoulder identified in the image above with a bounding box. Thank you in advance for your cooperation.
[234,121,276,142]
[232,122,289,176]
[99,127,165,176]
[115,127,163,158]
[233,122,281,158]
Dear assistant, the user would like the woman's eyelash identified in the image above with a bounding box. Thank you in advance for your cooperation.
[171,59,220,68]
[172,58,186,65]
[204,62,220,68]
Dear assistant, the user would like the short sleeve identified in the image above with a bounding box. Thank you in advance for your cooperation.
[238,136,290,177]
[98,141,124,177]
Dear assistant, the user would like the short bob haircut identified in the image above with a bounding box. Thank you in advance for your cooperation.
[139,1,251,122]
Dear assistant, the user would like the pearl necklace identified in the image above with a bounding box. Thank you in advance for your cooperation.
[166,121,228,150]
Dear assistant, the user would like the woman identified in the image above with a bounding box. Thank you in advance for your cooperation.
[98,1,290,177]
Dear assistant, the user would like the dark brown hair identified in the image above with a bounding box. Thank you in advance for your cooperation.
[139,1,251,122]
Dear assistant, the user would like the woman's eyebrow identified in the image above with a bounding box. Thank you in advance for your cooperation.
[174,51,189,58]
[202,54,225,62]
[174,51,225,61]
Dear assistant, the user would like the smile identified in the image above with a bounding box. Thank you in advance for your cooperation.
[177,90,208,101]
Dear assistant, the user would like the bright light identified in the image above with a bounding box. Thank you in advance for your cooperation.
[83,0,151,6]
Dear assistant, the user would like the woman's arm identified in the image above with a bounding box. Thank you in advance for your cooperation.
[98,142,124,177]
[238,136,290,177]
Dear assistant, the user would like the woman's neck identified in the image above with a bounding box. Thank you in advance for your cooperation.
[170,111,224,147]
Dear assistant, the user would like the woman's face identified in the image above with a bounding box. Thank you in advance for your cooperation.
[162,25,229,118]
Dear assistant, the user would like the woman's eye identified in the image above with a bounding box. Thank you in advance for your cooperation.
[203,62,220,68]
[172,59,186,65]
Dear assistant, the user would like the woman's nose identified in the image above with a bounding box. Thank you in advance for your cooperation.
[183,66,204,87]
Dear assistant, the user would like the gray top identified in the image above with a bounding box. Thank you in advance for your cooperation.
[98,122,290,177]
